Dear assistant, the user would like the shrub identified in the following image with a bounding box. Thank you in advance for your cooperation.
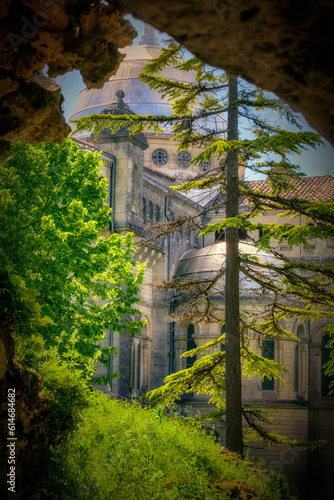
[50,393,298,499]
[40,352,94,442]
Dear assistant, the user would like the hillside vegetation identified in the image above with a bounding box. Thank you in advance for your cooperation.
[46,364,297,500]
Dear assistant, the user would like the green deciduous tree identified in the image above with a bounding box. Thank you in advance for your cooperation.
[72,41,334,452]
[0,139,145,382]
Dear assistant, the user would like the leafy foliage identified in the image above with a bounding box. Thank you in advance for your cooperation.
[39,346,95,441]
[50,391,297,499]
[0,139,145,381]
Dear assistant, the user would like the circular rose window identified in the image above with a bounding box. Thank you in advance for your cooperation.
[200,159,211,171]
[152,149,168,166]
[177,151,191,168]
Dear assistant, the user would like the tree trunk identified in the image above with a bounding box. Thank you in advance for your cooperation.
[225,74,244,455]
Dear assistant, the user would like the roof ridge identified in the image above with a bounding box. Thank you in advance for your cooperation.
[143,165,175,180]
[206,173,334,208]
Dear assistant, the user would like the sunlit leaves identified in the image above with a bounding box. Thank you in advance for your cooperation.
[0,139,144,381]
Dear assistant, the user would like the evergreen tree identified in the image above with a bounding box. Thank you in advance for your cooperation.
[72,42,334,452]
[224,75,243,454]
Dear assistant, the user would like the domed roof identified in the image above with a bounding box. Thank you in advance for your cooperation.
[70,26,194,123]
[174,242,279,294]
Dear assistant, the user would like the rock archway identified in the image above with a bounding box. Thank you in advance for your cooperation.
[0,0,333,149]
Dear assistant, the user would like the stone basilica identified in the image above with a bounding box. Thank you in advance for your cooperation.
[70,25,334,498]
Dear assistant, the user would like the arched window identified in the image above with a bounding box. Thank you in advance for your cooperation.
[148,201,153,221]
[155,204,160,222]
[186,227,191,244]
[186,325,196,368]
[143,198,147,224]
[262,339,275,391]
[322,333,334,396]
[132,165,138,212]
[137,339,141,392]
[295,325,304,394]
[295,342,299,393]
[140,321,150,392]
[297,325,305,340]
[215,230,225,242]
[130,337,142,394]
[220,324,226,352]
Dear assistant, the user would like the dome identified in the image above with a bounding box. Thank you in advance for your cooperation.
[70,29,194,124]
[174,242,279,294]
[70,24,226,138]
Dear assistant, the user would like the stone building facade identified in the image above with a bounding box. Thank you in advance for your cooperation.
[71,25,334,499]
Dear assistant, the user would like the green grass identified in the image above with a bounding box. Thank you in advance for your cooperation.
[50,392,297,500]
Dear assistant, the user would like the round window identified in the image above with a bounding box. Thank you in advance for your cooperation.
[200,159,211,171]
[177,151,191,168]
[152,149,168,166]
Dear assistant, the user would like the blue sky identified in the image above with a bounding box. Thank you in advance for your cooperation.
[56,17,334,180]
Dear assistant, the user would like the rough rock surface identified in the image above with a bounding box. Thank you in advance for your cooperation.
[0,0,136,150]
[0,360,52,498]
[117,0,334,145]
[0,1,333,148]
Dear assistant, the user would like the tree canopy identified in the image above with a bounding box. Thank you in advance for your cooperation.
[0,139,145,382]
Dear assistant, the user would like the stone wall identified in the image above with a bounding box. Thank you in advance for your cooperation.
[245,405,309,497]
[0,0,137,151]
